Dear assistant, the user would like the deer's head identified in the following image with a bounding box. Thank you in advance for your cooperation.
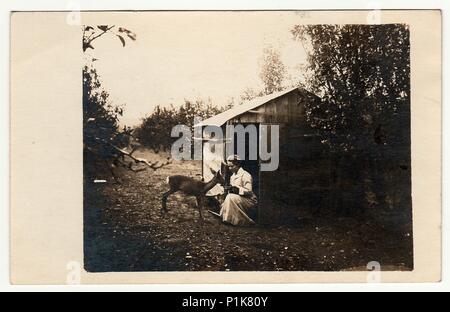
[209,169,226,185]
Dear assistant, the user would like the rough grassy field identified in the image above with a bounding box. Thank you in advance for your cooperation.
[84,149,413,272]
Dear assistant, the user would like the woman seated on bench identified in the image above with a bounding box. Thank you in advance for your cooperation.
[220,155,258,226]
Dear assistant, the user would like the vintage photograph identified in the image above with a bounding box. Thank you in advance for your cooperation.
[82,11,413,272]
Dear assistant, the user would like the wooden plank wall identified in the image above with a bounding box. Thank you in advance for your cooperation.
[219,90,331,224]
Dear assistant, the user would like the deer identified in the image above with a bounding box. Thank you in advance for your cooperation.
[161,169,224,222]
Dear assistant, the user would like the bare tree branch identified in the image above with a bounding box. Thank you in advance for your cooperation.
[107,142,172,171]
[87,135,172,174]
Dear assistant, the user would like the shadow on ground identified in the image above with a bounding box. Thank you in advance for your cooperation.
[84,149,413,272]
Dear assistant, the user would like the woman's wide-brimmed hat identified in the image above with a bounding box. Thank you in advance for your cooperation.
[226,155,242,164]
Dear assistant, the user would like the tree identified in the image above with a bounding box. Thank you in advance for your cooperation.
[238,47,286,104]
[83,25,136,52]
[134,105,177,152]
[240,87,264,103]
[83,25,170,182]
[292,24,411,214]
[135,99,233,151]
[291,24,410,153]
[259,46,287,95]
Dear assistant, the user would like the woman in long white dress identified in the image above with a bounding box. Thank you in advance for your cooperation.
[220,155,258,226]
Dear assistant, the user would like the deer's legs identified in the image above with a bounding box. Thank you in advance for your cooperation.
[161,190,175,214]
[196,196,205,222]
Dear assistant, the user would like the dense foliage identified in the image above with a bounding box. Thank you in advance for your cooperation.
[83,25,137,181]
[83,64,133,179]
[292,24,411,214]
[292,24,410,154]
[135,99,233,152]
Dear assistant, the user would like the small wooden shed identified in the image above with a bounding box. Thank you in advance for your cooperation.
[195,87,331,225]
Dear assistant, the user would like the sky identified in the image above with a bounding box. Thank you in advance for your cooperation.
[83,12,309,126]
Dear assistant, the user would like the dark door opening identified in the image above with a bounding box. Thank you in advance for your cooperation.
[232,124,260,198]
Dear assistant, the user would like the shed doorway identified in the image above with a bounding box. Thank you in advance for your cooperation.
[228,123,260,203]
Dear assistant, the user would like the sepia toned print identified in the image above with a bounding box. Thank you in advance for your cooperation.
[10,11,441,284]
[83,14,412,272]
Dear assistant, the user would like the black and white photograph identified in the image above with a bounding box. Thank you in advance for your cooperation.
[82,11,414,273]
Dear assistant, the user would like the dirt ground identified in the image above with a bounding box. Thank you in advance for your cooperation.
[84,149,413,272]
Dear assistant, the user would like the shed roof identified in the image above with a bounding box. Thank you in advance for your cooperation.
[195,87,299,128]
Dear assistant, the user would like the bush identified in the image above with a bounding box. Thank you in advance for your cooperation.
[83,64,132,180]
[135,99,232,152]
